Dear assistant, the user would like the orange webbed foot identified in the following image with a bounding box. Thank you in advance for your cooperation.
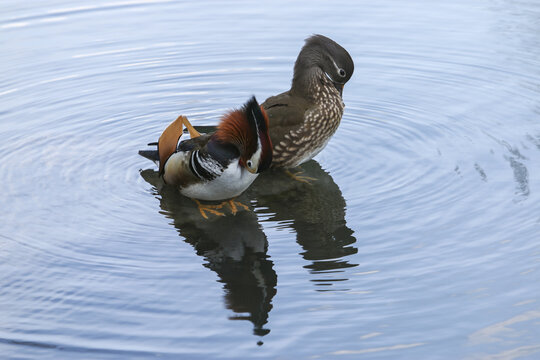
[192,198,250,219]
[193,199,226,219]
[225,198,250,215]
[286,169,317,184]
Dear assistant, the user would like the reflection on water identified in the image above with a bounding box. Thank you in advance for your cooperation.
[141,169,276,338]
[140,158,357,337]
[468,310,540,359]
[248,161,358,283]
[2,0,540,358]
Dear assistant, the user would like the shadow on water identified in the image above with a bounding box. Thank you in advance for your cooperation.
[248,161,359,285]
[140,159,357,338]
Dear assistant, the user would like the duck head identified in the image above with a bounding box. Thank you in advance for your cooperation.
[292,34,354,96]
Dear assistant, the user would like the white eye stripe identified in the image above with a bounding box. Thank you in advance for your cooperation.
[251,109,259,132]
[330,57,340,73]
[251,109,262,154]
[327,57,346,79]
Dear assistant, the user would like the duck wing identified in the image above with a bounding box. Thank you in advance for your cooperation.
[262,91,310,146]
[185,136,240,181]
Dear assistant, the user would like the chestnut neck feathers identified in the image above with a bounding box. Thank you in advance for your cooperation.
[214,98,271,164]
[215,109,258,158]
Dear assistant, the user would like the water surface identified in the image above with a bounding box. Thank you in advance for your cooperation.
[1,0,540,359]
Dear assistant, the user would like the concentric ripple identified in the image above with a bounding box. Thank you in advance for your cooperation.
[1,0,540,359]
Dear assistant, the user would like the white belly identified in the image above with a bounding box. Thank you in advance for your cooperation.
[180,162,258,201]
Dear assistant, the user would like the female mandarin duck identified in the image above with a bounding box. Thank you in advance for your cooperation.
[139,97,272,218]
[262,34,354,178]
[170,35,353,178]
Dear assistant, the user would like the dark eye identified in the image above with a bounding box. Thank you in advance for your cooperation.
[338,68,346,77]
[247,160,253,168]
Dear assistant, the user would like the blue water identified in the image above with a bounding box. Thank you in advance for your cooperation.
[1,0,540,359]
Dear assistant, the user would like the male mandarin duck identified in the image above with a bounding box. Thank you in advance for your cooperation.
[262,34,354,176]
[139,96,272,218]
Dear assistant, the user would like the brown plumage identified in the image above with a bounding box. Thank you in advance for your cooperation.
[262,34,354,168]
[215,105,271,167]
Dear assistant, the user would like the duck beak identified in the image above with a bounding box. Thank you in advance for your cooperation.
[333,82,344,96]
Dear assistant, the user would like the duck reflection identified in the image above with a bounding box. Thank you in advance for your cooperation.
[247,160,358,290]
[139,158,357,336]
[178,127,359,281]
[140,169,276,337]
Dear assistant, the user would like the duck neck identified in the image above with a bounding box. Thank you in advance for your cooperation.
[291,66,322,99]
[290,47,325,99]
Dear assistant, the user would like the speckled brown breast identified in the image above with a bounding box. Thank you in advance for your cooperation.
[269,77,344,168]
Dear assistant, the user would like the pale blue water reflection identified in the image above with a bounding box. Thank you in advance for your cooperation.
[1,0,540,359]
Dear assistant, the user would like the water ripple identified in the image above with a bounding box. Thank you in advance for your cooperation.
[2,0,540,358]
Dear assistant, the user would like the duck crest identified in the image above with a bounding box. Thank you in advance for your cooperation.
[214,101,269,160]
[215,109,253,151]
